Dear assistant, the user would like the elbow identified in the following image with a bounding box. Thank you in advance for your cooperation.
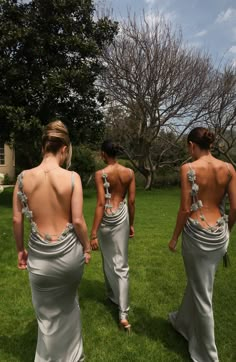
[179,208,191,218]
[128,199,135,208]
[13,215,22,226]
[97,201,105,208]
[72,216,85,228]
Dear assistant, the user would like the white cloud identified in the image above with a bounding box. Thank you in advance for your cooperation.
[195,30,207,38]
[229,45,236,54]
[216,8,236,24]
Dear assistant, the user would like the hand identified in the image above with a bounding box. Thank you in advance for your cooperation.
[84,252,91,264]
[129,226,135,238]
[90,237,99,250]
[17,249,28,270]
[168,239,177,252]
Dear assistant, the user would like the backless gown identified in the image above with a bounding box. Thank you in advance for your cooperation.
[17,172,85,362]
[98,171,130,321]
[169,164,230,362]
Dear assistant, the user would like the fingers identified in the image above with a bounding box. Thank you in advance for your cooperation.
[85,256,91,264]
[90,239,99,250]
[129,227,135,238]
[168,242,177,252]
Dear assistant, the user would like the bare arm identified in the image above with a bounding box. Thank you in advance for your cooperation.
[71,173,90,263]
[128,170,136,237]
[227,164,236,232]
[169,164,191,251]
[90,171,105,250]
[13,182,28,269]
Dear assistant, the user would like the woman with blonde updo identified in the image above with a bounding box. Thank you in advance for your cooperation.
[168,127,236,362]
[13,120,90,361]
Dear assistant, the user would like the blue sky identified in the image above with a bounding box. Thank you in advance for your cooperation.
[101,0,236,67]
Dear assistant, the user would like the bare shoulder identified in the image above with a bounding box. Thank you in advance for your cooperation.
[70,171,81,181]
[118,164,133,174]
[180,163,190,175]
[95,169,104,178]
[227,163,235,176]
[94,169,104,183]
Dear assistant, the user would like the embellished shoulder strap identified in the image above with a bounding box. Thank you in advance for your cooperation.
[101,170,112,209]
[17,171,24,192]
[187,163,196,183]
[16,171,33,220]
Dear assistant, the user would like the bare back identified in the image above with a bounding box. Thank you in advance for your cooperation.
[186,157,232,226]
[20,167,74,238]
[97,163,133,210]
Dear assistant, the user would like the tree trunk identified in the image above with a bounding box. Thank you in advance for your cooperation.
[144,170,154,190]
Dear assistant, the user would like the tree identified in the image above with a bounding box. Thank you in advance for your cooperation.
[201,66,236,166]
[101,13,214,189]
[0,0,117,166]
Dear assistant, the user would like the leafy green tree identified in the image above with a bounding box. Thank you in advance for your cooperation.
[0,0,117,166]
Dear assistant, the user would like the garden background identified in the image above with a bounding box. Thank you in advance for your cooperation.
[0,187,235,362]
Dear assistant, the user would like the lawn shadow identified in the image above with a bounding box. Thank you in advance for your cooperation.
[0,320,37,361]
[80,278,119,325]
[80,279,191,360]
[132,307,191,361]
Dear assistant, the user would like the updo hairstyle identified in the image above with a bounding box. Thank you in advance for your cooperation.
[101,140,120,158]
[42,120,72,168]
[187,127,215,150]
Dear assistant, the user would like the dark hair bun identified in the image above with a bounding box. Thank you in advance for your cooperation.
[202,130,215,147]
[187,127,215,150]
[101,140,121,157]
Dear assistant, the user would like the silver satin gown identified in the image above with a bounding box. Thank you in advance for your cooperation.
[17,172,85,362]
[169,166,229,362]
[98,172,130,321]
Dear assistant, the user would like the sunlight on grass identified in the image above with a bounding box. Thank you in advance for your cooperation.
[0,188,235,361]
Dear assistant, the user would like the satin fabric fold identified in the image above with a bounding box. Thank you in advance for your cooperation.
[169,219,229,362]
[98,201,130,320]
[27,230,85,362]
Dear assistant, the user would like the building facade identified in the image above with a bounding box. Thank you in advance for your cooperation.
[0,143,15,183]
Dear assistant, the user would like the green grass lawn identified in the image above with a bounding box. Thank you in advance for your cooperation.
[0,187,235,362]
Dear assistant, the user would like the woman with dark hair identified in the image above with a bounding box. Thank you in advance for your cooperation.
[13,120,90,361]
[168,127,236,362]
[90,140,135,332]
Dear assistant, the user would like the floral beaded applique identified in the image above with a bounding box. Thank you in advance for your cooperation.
[187,166,228,230]
[17,173,35,222]
[102,172,113,211]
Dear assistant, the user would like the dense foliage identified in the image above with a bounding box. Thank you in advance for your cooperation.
[0,0,117,166]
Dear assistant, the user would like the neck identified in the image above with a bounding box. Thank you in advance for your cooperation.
[105,157,117,165]
[196,150,212,160]
[41,154,60,167]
